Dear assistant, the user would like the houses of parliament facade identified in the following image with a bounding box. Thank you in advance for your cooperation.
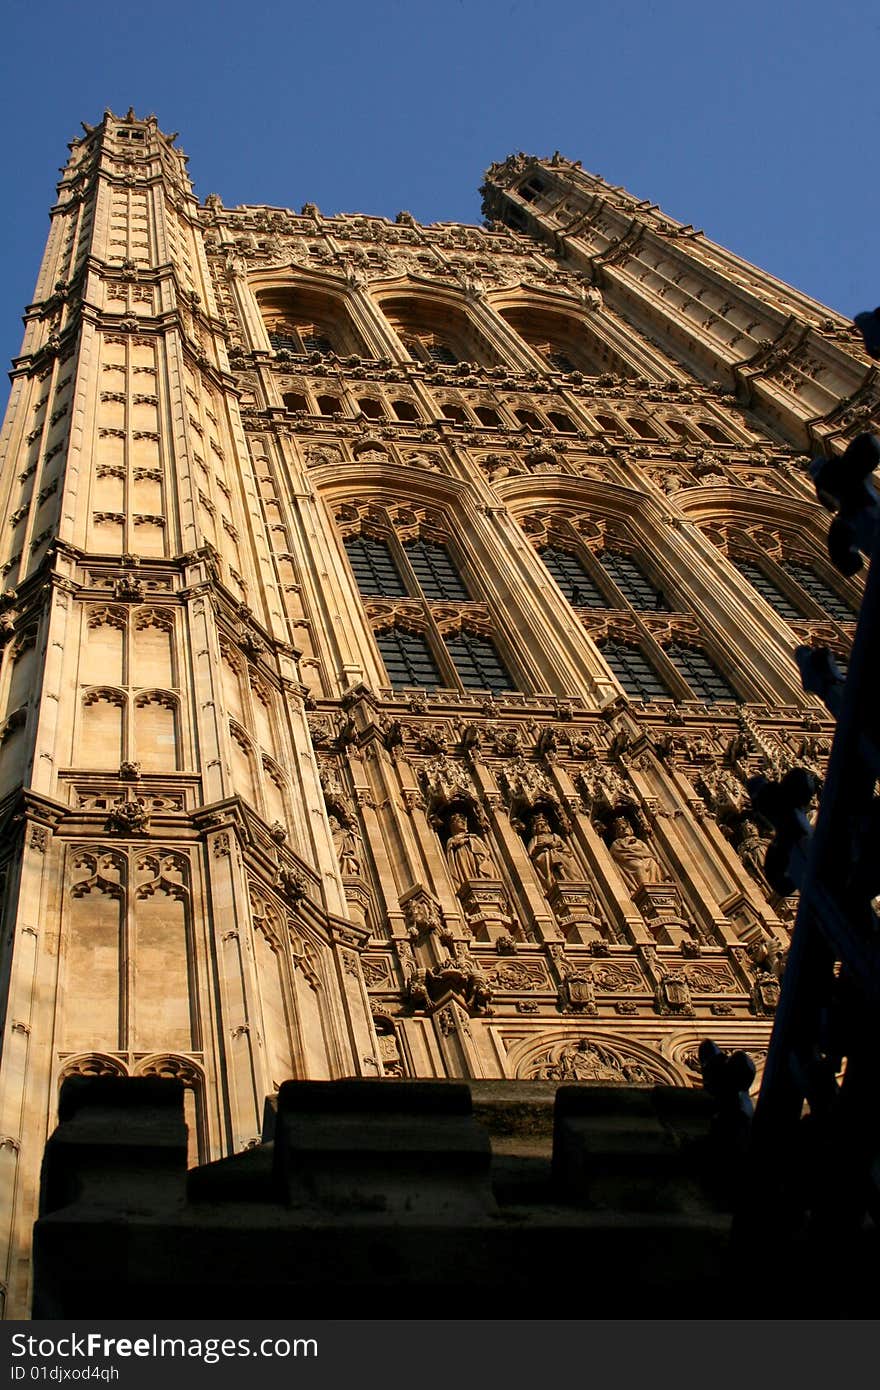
[0,110,872,1315]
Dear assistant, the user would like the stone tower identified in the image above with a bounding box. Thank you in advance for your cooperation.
[0,115,870,1316]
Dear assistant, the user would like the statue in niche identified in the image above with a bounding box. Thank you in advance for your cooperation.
[608,816,664,891]
[527,811,576,895]
[444,811,498,889]
[736,815,771,887]
[329,815,362,877]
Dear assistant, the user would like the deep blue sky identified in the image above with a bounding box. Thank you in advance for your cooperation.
[2,0,877,409]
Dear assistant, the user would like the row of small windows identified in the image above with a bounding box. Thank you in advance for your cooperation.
[282,388,577,433]
[282,385,731,444]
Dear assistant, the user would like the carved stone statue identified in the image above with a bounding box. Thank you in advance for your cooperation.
[608,817,664,891]
[527,811,576,895]
[444,812,497,889]
[329,815,361,876]
[736,816,771,886]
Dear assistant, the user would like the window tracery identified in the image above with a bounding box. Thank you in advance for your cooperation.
[524,511,739,702]
[336,501,518,693]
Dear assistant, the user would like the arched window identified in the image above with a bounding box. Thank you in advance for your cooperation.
[599,551,669,610]
[732,558,804,620]
[344,535,407,596]
[441,402,468,423]
[548,411,576,433]
[546,350,576,373]
[539,546,608,607]
[338,502,521,693]
[392,399,420,421]
[358,397,384,419]
[404,539,471,601]
[598,639,672,699]
[781,561,855,621]
[699,421,732,444]
[666,643,739,702]
[515,409,544,430]
[317,394,343,417]
[444,630,513,692]
[376,627,441,689]
[475,406,502,427]
[414,337,457,365]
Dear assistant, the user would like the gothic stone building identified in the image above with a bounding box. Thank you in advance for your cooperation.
[0,111,871,1316]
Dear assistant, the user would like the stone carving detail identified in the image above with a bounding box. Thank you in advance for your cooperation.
[329,814,362,877]
[526,810,577,894]
[443,811,499,890]
[105,792,149,835]
[483,960,549,991]
[607,815,665,890]
[522,1036,670,1085]
[400,886,443,940]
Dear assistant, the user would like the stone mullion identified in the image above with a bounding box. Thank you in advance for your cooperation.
[365,748,441,911]
[476,507,614,702]
[121,333,135,556]
[283,691,344,913]
[225,264,272,356]
[63,319,102,554]
[289,483,386,693]
[29,581,75,798]
[341,284,404,361]
[622,752,742,944]
[468,760,559,942]
[163,331,202,558]
[206,827,265,1150]
[0,829,55,1318]
[464,298,539,373]
[546,761,651,945]
[184,584,228,805]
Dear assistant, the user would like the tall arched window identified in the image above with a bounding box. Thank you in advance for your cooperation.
[665,644,739,701]
[539,546,608,607]
[781,561,855,621]
[599,551,669,610]
[731,559,804,620]
[444,631,513,692]
[598,639,673,700]
[344,536,407,596]
[337,501,520,693]
[404,539,471,601]
[376,628,441,689]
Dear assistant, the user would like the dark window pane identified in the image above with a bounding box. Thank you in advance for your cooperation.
[782,562,855,621]
[540,546,607,607]
[599,551,668,610]
[405,539,470,601]
[427,342,457,365]
[547,351,576,372]
[377,628,440,689]
[666,644,738,702]
[269,331,298,352]
[548,411,576,432]
[303,333,333,354]
[599,639,671,699]
[733,559,803,620]
[345,536,407,596]
[445,631,515,692]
